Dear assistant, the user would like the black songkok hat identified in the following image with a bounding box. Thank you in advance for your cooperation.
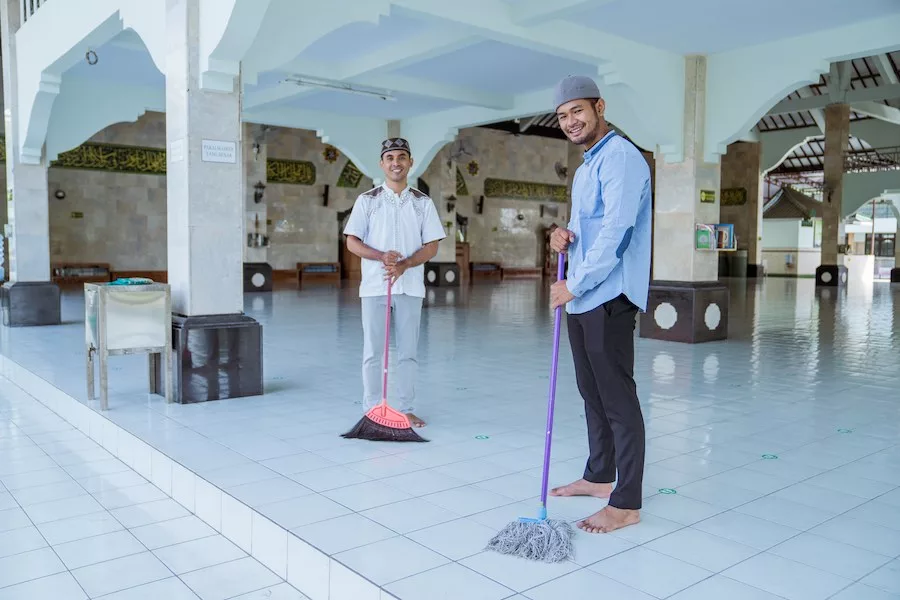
[381,137,411,157]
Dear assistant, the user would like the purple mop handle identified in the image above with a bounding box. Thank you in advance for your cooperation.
[539,251,566,512]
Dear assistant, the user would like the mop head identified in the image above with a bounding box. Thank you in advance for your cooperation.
[341,402,428,442]
[485,518,574,563]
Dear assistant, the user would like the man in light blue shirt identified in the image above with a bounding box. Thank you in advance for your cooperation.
[548,75,652,535]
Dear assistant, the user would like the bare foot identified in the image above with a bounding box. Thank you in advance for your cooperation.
[405,413,426,428]
[577,506,640,534]
[550,478,613,498]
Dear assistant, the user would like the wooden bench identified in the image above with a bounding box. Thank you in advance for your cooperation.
[470,262,502,282]
[501,267,543,280]
[297,262,341,287]
[51,263,112,285]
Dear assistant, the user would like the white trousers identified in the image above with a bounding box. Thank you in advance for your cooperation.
[361,293,423,414]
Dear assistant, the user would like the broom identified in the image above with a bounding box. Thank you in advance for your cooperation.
[485,252,573,562]
[342,277,428,443]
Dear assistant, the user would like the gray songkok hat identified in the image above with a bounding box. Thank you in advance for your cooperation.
[381,137,411,157]
[553,75,601,110]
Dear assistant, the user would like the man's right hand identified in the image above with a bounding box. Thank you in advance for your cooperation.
[550,227,575,254]
[380,250,403,266]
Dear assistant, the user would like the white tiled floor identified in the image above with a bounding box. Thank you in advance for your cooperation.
[0,384,306,599]
[1,277,900,599]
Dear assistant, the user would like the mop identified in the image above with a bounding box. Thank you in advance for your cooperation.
[341,278,428,443]
[485,252,574,562]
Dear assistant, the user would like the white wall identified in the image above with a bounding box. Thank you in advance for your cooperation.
[763,219,800,248]
[762,248,821,277]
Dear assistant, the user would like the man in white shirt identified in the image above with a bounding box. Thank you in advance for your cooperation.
[343,137,446,427]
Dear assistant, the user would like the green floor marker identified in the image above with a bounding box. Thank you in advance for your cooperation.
[659,488,677,495]
[837,428,852,434]
[475,435,490,440]
[762,454,778,460]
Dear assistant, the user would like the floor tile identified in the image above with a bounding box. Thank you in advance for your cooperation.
[292,513,397,555]
[0,525,47,559]
[458,550,579,593]
[862,559,900,595]
[405,517,502,561]
[37,511,124,545]
[0,572,87,600]
[770,482,869,513]
[110,498,191,528]
[733,495,839,530]
[606,513,685,545]
[361,497,462,534]
[809,516,900,557]
[229,582,309,599]
[335,536,450,586]
[22,493,105,524]
[153,535,246,574]
[129,515,216,550]
[323,480,412,511]
[422,486,517,516]
[830,582,900,600]
[769,532,893,580]
[590,546,713,598]
[523,568,656,600]
[53,529,147,569]
[692,510,801,550]
[180,557,282,600]
[0,507,31,533]
[226,476,312,508]
[723,552,853,600]
[645,526,759,572]
[91,576,202,599]
[385,563,514,600]
[640,493,725,525]
[258,493,352,529]
[10,478,86,506]
[0,547,66,589]
[669,575,788,600]
[71,551,172,598]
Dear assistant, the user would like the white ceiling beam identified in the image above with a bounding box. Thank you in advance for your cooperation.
[389,0,648,66]
[850,101,900,126]
[247,30,507,110]
[875,54,899,85]
[768,84,900,114]
[244,71,512,110]
[511,0,616,26]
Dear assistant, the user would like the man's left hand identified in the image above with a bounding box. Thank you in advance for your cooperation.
[550,280,574,309]
[384,261,408,283]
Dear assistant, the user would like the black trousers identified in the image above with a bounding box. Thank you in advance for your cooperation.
[566,294,645,510]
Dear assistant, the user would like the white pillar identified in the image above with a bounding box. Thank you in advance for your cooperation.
[640,56,728,343]
[159,0,262,403]
[0,0,59,326]
[165,0,243,316]
[1,0,51,283]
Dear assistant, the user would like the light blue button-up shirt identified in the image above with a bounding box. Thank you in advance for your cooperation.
[564,130,652,315]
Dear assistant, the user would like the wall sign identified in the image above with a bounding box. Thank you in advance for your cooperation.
[721,187,747,206]
[700,189,716,203]
[267,158,316,185]
[484,178,567,202]
[201,140,237,164]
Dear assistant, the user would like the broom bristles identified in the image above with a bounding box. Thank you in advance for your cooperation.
[485,518,574,563]
[341,415,428,442]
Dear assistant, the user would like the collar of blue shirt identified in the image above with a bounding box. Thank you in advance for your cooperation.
[583,130,617,161]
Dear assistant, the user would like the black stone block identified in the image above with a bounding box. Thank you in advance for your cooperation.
[153,313,263,403]
[639,281,729,343]
[1,281,61,327]
[243,263,273,292]
[815,264,848,287]
[747,263,765,278]
[424,262,460,287]
[890,268,900,283]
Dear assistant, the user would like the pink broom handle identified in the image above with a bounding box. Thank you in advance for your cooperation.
[381,278,392,406]
[538,252,566,518]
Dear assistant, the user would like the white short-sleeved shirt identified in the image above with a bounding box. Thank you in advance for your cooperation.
[343,184,446,298]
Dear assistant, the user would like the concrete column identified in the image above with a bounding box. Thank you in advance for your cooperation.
[0,0,60,326]
[816,103,850,287]
[639,56,728,343]
[155,0,262,402]
[892,196,900,283]
[422,145,459,288]
[720,141,764,277]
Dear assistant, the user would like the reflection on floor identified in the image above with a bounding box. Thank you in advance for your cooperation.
[1,278,899,599]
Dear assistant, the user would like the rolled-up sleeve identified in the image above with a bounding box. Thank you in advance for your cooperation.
[566,147,645,298]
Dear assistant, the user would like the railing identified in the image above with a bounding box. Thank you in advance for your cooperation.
[844,146,900,173]
[21,0,46,23]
